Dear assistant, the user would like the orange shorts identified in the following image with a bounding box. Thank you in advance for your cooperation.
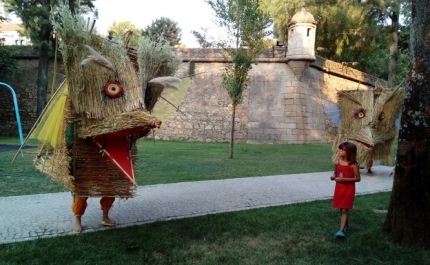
[71,197,115,217]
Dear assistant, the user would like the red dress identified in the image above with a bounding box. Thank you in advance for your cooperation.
[332,163,356,209]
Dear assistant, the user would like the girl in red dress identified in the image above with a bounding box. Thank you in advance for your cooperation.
[330,141,361,238]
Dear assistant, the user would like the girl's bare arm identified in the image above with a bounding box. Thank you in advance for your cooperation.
[351,164,361,182]
[330,163,337,180]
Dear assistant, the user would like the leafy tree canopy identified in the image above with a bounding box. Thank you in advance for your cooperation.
[258,0,302,42]
[259,0,410,85]
[0,46,21,80]
[206,0,272,158]
[3,0,97,115]
[3,0,97,50]
[191,27,218,48]
[108,21,142,46]
[207,0,272,49]
[142,17,182,46]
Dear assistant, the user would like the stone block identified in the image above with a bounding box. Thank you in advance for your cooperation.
[283,123,297,129]
[283,111,297,117]
[280,134,298,141]
[284,105,299,112]
[297,133,307,143]
[263,129,283,135]
[284,117,297,124]
[271,111,284,117]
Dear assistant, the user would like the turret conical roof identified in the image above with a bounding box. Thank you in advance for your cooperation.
[289,3,316,25]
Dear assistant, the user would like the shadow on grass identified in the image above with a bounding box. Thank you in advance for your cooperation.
[0,144,35,153]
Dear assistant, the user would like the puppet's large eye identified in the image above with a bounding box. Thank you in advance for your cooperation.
[378,111,385,121]
[354,108,366,119]
[103,81,123,98]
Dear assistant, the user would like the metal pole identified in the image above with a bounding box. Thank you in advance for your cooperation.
[0,82,24,145]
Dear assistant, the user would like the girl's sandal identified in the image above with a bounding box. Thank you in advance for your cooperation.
[335,230,345,238]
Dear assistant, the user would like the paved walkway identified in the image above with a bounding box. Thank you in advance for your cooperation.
[0,165,393,245]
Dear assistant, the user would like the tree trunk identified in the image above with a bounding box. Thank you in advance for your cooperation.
[388,10,399,89]
[229,104,236,159]
[36,42,49,116]
[383,0,430,249]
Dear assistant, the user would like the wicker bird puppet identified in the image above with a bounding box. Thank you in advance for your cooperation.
[332,85,405,167]
[28,6,182,198]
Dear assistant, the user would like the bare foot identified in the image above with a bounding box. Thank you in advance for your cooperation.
[102,211,116,226]
[101,217,116,227]
[73,217,83,233]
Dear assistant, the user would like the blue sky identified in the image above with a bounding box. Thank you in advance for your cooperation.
[93,0,223,47]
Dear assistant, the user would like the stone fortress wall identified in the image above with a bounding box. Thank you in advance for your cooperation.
[0,47,386,144]
[155,48,386,144]
[154,6,387,144]
[0,8,387,144]
[0,46,65,139]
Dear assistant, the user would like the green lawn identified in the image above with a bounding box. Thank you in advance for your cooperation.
[1,137,335,196]
[1,137,418,265]
[1,192,428,264]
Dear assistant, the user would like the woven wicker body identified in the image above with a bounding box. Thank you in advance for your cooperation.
[71,137,138,198]
[32,6,181,197]
[30,12,144,197]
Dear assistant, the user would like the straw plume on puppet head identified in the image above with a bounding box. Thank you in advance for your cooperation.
[144,76,182,112]
[80,45,116,74]
[136,37,182,112]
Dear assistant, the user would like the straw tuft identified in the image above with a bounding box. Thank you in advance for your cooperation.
[80,45,116,73]
[332,86,404,166]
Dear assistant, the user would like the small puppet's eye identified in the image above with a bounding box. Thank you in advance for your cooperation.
[103,80,123,98]
[354,108,366,119]
[378,111,385,121]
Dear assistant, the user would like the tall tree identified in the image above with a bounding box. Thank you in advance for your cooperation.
[367,0,402,88]
[259,0,374,58]
[383,0,430,249]
[3,0,96,116]
[108,21,142,46]
[5,0,52,116]
[313,1,376,61]
[142,17,182,46]
[191,27,217,48]
[258,0,301,42]
[206,0,271,158]
[0,4,20,79]
[0,10,5,45]
[259,0,410,86]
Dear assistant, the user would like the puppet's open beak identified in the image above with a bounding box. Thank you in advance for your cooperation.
[352,139,373,150]
[92,120,160,185]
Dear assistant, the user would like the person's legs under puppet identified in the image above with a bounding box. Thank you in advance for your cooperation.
[366,160,374,174]
[100,197,116,226]
[71,196,116,233]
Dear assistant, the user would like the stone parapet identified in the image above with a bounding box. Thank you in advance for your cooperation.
[1,47,387,145]
[156,48,386,144]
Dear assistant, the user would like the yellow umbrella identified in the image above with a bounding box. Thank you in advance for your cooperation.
[31,81,69,149]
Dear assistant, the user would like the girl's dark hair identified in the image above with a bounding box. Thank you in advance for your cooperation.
[338,141,358,165]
